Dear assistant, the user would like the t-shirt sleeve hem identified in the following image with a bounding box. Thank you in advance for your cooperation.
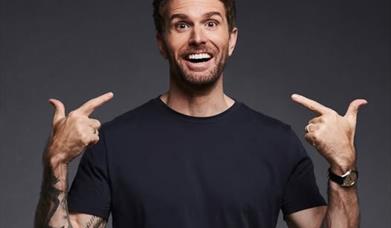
[68,204,110,220]
[283,200,328,220]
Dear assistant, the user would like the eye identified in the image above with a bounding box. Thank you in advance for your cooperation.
[175,22,190,32]
[205,20,218,30]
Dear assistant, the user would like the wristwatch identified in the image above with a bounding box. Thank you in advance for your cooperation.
[328,168,358,187]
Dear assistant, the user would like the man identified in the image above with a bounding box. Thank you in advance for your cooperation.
[35,0,367,227]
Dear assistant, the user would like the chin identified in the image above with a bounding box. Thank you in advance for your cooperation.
[169,55,226,89]
[179,69,222,87]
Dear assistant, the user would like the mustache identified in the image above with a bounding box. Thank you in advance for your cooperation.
[180,46,216,57]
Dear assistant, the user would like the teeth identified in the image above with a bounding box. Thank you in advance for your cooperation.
[188,53,211,60]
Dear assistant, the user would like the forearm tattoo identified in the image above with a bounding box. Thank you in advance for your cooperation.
[85,216,106,228]
[34,167,72,228]
[35,166,107,228]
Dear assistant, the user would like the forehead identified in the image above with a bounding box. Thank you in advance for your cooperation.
[164,0,226,18]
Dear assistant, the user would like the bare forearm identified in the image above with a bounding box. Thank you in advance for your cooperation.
[35,93,112,228]
[35,165,107,228]
[323,181,360,228]
[34,160,72,228]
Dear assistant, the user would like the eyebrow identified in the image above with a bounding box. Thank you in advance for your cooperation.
[169,11,224,22]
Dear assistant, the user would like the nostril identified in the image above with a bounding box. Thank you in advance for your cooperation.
[189,29,207,44]
[189,38,207,46]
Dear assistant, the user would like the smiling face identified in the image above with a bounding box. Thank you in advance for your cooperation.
[157,0,238,88]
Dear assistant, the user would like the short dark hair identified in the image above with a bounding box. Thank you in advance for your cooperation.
[152,0,237,34]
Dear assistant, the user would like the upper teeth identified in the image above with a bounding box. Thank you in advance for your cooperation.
[188,53,211,60]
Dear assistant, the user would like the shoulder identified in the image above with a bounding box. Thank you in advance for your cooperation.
[238,102,294,136]
[237,102,306,156]
[236,102,309,171]
[101,98,158,133]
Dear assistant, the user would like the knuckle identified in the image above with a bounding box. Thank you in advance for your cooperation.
[91,119,101,128]
[68,111,78,118]
[77,134,86,144]
[79,129,92,140]
[329,110,338,117]
[312,131,320,140]
[75,117,88,127]
[81,136,90,145]
[323,114,332,121]
[75,124,85,133]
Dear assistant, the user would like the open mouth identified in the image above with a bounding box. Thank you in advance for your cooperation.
[185,53,213,63]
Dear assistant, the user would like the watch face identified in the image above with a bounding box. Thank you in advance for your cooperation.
[342,171,358,187]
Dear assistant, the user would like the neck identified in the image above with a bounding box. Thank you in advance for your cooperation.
[160,74,235,117]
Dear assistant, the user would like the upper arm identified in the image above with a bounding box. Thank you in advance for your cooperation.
[286,206,327,228]
[69,212,107,228]
[280,129,327,219]
[68,131,111,222]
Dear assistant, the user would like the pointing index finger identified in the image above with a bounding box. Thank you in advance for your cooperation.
[77,92,114,116]
[291,93,332,115]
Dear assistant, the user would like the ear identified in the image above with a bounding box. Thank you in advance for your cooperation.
[228,27,238,57]
[156,32,168,59]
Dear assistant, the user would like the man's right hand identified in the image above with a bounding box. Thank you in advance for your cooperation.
[45,92,114,166]
[35,92,113,228]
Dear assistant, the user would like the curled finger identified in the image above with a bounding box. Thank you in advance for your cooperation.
[304,133,318,147]
[91,127,99,135]
[90,134,100,145]
[304,123,319,133]
[89,119,101,129]
[308,116,323,124]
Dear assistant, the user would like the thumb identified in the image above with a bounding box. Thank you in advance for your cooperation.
[344,99,368,125]
[48,98,66,125]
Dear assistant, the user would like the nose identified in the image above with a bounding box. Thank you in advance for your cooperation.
[189,25,207,46]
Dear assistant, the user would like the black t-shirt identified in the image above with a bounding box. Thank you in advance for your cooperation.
[68,97,326,228]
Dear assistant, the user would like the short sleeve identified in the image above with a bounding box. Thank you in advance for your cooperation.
[281,128,327,218]
[68,129,111,219]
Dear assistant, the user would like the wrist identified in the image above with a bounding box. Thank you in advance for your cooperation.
[330,162,356,176]
[44,141,69,166]
[329,151,356,175]
[47,155,67,170]
[43,156,68,191]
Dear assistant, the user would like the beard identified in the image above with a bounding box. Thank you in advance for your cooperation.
[167,44,229,90]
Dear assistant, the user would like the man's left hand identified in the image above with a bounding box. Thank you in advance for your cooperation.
[291,94,367,175]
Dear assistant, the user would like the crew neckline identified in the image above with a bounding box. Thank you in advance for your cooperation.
[153,95,241,123]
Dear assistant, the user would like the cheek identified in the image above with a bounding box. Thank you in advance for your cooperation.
[166,35,188,54]
[208,33,230,50]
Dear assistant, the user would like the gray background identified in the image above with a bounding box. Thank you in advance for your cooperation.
[0,0,389,227]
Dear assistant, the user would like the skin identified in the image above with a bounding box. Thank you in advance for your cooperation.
[34,0,367,227]
[34,93,113,228]
[288,94,367,228]
[157,0,238,117]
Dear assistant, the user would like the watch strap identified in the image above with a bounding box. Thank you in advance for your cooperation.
[328,168,358,187]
